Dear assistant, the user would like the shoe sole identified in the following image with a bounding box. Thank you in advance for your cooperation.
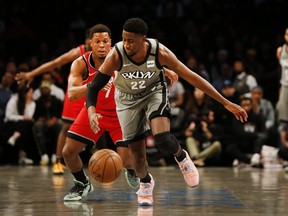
[138,202,153,206]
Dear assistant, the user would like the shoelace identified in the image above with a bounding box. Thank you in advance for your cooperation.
[138,183,153,195]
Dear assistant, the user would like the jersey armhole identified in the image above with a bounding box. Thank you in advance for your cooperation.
[81,55,89,80]
[115,45,123,71]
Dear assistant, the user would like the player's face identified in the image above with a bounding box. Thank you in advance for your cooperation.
[122,31,145,57]
[90,32,111,59]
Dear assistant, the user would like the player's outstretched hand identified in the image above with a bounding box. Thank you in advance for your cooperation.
[15,72,33,86]
[225,102,248,123]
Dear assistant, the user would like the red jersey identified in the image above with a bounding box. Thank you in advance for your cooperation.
[67,51,121,146]
[82,51,117,117]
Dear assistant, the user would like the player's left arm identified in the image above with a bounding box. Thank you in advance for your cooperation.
[67,57,88,101]
[158,43,247,123]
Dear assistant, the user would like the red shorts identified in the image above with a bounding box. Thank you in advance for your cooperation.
[67,106,122,147]
[61,92,85,122]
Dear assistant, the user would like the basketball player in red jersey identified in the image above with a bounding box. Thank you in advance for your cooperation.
[62,24,140,201]
[15,29,92,174]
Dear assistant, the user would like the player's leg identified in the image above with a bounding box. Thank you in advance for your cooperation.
[107,116,140,188]
[147,88,199,188]
[62,137,94,201]
[129,139,154,206]
[52,121,71,174]
[151,117,199,188]
[116,142,140,188]
[115,90,154,205]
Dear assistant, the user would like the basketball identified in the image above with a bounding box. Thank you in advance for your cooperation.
[88,149,123,183]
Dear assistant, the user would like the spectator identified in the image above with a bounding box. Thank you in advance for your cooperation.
[186,55,210,82]
[33,81,63,165]
[251,85,278,147]
[33,72,65,102]
[226,97,267,167]
[185,109,223,167]
[212,63,233,92]
[0,72,14,131]
[184,87,214,119]
[232,59,258,97]
[3,86,36,165]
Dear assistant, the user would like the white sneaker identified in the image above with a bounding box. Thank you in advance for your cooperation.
[40,154,49,166]
[251,153,261,167]
[233,159,239,167]
[51,154,57,164]
[175,150,199,188]
[136,174,155,206]
[19,158,34,165]
[7,131,21,146]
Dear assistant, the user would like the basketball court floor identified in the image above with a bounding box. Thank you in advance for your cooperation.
[0,165,287,216]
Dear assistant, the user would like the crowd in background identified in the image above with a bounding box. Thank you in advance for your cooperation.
[0,0,288,169]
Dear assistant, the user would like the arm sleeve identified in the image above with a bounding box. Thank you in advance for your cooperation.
[86,72,111,109]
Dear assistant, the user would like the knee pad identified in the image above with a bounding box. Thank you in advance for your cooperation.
[154,132,179,154]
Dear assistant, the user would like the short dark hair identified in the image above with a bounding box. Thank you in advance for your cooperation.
[89,24,111,38]
[123,17,148,35]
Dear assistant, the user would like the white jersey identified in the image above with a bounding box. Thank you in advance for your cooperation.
[114,38,166,95]
[279,44,288,86]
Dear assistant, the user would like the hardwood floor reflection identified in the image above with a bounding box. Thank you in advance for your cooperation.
[0,165,287,216]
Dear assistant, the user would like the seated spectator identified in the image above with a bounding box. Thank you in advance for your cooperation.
[167,77,186,144]
[33,81,63,165]
[212,63,233,92]
[232,59,258,97]
[278,123,288,172]
[33,72,65,102]
[0,72,14,131]
[226,97,267,167]
[185,109,223,167]
[251,85,278,147]
[184,87,214,119]
[186,55,210,82]
[3,86,36,165]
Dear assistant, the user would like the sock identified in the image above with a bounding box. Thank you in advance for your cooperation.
[140,172,151,183]
[72,169,88,184]
[175,148,186,162]
[56,156,65,165]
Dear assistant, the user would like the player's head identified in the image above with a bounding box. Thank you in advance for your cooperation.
[89,24,112,59]
[122,17,148,57]
[123,17,148,36]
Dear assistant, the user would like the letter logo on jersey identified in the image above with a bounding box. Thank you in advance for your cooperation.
[121,70,156,79]
[147,60,155,68]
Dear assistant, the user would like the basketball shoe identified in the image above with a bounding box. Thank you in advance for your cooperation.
[52,161,65,175]
[136,174,155,206]
[125,169,140,188]
[175,150,199,188]
[64,178,94,201]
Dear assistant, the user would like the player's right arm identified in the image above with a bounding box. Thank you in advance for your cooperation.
[86,47,120,133]
[67,57,88,101]
[15,47,81,85]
